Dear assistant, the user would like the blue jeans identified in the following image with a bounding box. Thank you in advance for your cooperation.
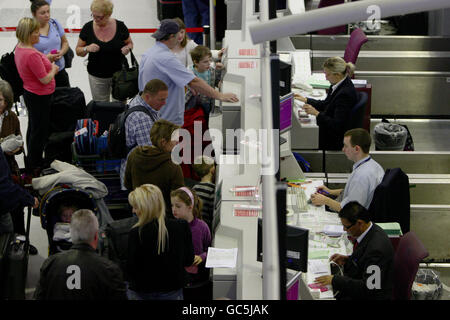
[127,288,183,300]
[182,0,210,45]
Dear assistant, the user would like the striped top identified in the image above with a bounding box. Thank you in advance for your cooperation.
[193,182,215,230]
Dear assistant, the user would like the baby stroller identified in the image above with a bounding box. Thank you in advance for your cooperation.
[38,185,99,255]
[32,160,114,255]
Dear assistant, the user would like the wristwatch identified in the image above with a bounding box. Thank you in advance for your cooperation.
[84,47,88,53]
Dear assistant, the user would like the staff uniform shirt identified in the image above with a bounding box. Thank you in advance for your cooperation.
[356,222,373,245]
[34,18,66,71]
[138,42,195,126]
[330,76,346,94]
[341,156,384,209]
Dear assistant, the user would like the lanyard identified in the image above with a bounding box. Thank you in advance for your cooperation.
[353,156,371,171]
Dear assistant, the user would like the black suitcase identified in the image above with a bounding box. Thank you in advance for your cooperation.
[1,207,32,300]
[86,100,127,135]
[0,232,14,293]
[50,87,87,133]
[157,0,184,21]
[44,131,74,166]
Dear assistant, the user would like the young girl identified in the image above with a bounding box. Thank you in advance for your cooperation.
[171,187,211,278]
[127,184,194,300]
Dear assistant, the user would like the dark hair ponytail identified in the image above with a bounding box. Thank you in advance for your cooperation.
[30,0,50,14]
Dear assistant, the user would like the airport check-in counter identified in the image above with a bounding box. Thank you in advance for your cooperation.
[211,29,346,300]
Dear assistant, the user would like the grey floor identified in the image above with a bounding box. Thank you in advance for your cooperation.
[1,0,449,300]
[0,0,160,299]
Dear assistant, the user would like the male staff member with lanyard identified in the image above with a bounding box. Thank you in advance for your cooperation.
[310,128,384,212]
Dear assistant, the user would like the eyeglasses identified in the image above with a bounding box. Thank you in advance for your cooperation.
[91,13,106,20]
[342,221,356,230]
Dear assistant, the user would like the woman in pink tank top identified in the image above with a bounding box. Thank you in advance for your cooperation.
[14,17,59,174]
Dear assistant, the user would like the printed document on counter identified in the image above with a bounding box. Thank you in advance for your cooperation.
[206,247,238,268]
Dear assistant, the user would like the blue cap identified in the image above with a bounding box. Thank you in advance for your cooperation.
[152,19,180,40]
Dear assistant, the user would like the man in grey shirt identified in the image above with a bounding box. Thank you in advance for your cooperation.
[310,128,384,212]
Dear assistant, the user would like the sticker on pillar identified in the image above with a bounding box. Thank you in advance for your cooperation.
[238,61,257,69]
[233,203,262,217]
[238,48,258,56]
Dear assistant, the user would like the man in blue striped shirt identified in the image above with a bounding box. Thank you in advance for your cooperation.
[120,79,169,188]
[310,128,385,212]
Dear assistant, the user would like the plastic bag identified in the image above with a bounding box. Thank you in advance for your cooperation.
[411,269,443,300]
[373,122,407,151]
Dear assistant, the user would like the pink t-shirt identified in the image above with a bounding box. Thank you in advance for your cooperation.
[14,46,55,95]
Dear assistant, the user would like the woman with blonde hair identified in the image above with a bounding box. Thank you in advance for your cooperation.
[127,184,194,300]
[76,0,134,101]
[14,17,59,174]
[294,56,357,150]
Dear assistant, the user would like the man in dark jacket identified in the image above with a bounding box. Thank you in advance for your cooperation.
[0,146,38,234]
[34,209,127,300]
[315,201,394,300]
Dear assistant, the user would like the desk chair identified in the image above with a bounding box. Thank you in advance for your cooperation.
[349,91,368,129]
[392,231,428,300]
[317,0,347,35]
[369,168,410,234]
[344,28,368,65]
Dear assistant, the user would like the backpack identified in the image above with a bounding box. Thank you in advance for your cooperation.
[99,216,138,280]
[74,118,99,155]
[108,105,157,159]
[0,48,23,103]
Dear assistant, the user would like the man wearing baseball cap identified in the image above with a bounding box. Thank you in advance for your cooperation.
[139,19,238,126]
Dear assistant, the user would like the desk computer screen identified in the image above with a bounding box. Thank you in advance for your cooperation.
[257,218,309,272]
[280,93,293,133]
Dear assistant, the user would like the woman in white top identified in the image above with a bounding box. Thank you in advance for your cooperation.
[171,18,222,69]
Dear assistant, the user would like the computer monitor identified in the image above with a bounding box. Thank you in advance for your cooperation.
[280,93,293,133]
[257,218,309,272]
[279,60,292,96]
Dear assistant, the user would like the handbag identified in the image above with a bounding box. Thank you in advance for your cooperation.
[50,20,74,69]
[111,50,139,101]
[64,46,74,68]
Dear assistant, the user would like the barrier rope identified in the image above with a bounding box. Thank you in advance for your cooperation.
[0,27,204,33]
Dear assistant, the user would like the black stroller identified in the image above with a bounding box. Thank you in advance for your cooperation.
[38,184,99,255]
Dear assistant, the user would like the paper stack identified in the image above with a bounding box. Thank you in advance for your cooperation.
[322,224,345,237]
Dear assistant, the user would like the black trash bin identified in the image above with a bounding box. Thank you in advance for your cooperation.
[374,123,407,151]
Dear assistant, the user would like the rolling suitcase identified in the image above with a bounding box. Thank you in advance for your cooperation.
[74,119,99,156]
[86,100,127,135]
[44,131,74,166]
[1,206,32,300]
[157,0,184,21]
[50,87,87,133]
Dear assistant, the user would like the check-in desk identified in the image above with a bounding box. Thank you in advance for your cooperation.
[211,174,352,300]
[289,88,325,150]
